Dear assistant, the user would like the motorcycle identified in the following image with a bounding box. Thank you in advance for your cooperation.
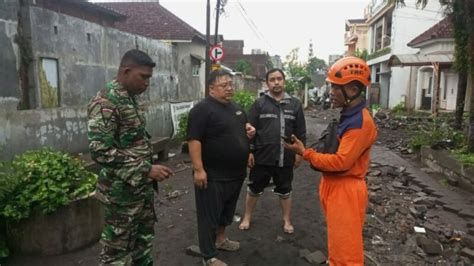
[322,97,331,110]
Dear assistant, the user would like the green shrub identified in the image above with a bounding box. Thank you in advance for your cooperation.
[233,90,255,113]
[409,119,464,151]
[453,147,474,166]
[175,112,189,141]
[0,162,10,260]
[0,149,97,221]
[371,104,381,114]
[392,102,406,115]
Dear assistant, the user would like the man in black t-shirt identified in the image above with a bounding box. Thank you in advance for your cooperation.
[187,69,255,266]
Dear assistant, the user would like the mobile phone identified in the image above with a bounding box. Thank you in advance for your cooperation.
[281,135,294,144]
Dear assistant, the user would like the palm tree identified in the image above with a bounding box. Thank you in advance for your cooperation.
[390,0,474,151]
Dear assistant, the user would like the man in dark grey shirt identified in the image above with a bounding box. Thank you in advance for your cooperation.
[239,68,306,235]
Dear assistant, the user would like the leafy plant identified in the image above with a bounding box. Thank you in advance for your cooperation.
[235,59,252,75]
[0,149,97,221]
[409,119,465,151]
[284,79,300,96]
[367,47,391,61]
[176,112,189,141]
[452,146,474,166]
[0,162,11,260]
[233,90,255,113]
[354,48,369,61]
[392,102,406,115]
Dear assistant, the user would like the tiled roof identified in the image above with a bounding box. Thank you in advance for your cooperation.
[100,2,205,42]
[408,17,453,47]
[64,0,125,20]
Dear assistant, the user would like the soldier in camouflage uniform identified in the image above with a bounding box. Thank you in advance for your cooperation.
[87,49,174,266]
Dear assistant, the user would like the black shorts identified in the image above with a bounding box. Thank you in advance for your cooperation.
[247,165,293,197]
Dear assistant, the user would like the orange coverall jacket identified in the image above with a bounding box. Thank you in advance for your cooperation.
[303,101,377,265]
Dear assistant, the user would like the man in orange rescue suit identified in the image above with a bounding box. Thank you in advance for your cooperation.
[284,56,377,265]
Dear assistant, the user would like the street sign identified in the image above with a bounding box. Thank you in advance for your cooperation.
[209,45,224,61]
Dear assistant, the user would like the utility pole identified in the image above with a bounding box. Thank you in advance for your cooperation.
[214,0,221,46]
[205,0,211,96]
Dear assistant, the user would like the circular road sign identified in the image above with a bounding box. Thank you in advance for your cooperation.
[209,45,225,61]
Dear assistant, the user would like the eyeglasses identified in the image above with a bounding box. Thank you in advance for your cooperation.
[214,82,234,89]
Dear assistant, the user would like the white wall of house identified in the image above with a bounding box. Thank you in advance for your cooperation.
[367,0,444,108]
[421,40,455,54]
[389,1,444,108]
[356,26,370,52]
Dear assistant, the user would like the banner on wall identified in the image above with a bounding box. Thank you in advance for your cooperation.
[170,101,194,137]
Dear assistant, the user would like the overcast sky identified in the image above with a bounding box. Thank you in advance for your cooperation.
[91,0,369,63]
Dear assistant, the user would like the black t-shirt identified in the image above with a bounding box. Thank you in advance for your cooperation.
[187,97,249,181]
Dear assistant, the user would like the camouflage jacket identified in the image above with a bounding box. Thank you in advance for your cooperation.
[87,80,152,188]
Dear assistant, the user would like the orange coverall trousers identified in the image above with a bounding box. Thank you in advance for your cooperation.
[319,176,368,265]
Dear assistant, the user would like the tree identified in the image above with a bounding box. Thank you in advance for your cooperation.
[235,59,252,75]
[391,0,474,151]
[353,48,369,61]
[283,48,308,78]
[283,48,311,97]
[306,56,327,74]
[265,54,274,70]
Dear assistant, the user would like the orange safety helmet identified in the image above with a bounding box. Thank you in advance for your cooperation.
[326,56,371,87]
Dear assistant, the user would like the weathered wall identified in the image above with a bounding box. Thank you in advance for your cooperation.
[0,98,170,161]
[0,0,20,98]
[421,146,474,193]
[233,74,261,94]
[0,5,201,160]
[175,42,206,100]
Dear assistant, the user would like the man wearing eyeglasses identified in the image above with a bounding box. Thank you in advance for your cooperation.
[238,68,306,235]
[187,69,256,266]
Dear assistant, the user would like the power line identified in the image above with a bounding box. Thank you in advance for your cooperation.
[234,0,273,51]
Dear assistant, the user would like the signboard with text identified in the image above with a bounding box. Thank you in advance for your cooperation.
[170,101,194,137]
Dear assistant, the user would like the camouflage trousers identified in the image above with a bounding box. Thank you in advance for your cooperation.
[99,182,155,266]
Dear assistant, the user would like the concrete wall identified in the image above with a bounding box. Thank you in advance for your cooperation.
[233,74,262,94]
[7,196,104,255]
[421,146,474,193]
[388,0,443,108]
[0,0,20,99]
[0,5,202,160]
[175,42,206,100]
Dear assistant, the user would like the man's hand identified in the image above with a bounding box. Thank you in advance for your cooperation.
[148,165,174,182]
[194,169,207,189]
[284,134,306,156]
[245,123,256,139]
[294,154,303,168]
[247,153,255,168]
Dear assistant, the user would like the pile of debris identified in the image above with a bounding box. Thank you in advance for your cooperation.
[364,162,474,265]
[373,110,434,155]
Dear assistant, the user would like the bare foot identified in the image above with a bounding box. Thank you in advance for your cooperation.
[283,223,294,234]
[238,220,250,230]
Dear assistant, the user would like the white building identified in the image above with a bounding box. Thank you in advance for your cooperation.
[365,0,444,108]
[344,19,369,56]
[388,17,472,113]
